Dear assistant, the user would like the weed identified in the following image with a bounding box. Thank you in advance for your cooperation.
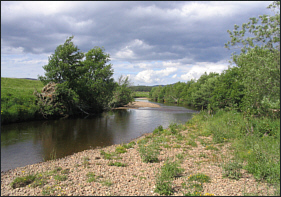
[205,145,219,151]
[222,161,243,180]
[187,139,198,147]
[100,150,121,160]
[176,133,185,141]
[188,173,211,183]
[163,144,171,148]
[31,176,48,188]
[173,144,181,148]
[122,141,136,149]
[168,123,180,135]
[137,138,149,145]
[86,172,96,182]
[199,152,207,158]
[198,138,208,147]
[54,174,67,182]
[11,174,36,189]
[101,180,113,187]
[61,168,70,174]
[108,161,127,167]
[154,159,184,195]
[115,145,127,154]
[138,143,160,163]
[176,153,184,160]
[51,167,62,173]
[153,125,164,135]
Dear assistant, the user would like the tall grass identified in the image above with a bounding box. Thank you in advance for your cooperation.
[1,78,44,124]
[188,109,280,188]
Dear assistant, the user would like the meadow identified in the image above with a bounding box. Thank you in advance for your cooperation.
[1,78,44,124]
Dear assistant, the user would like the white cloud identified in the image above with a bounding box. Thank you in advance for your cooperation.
[180,61,228,81]
[115,47,135,59]
[134,67,177,84]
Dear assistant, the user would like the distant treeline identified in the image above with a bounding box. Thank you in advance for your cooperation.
[129,86,153,92]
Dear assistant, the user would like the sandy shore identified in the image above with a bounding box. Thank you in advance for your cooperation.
[1,126,276,196]
[114,100,161,109]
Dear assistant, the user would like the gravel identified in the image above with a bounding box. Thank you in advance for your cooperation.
[1,129,276,196]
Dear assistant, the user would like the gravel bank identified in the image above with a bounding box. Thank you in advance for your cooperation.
[114,100,160,109]
[1,128,276,196]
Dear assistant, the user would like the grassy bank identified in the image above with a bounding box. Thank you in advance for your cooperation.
[1,77,44,124]
[188,109,280,190]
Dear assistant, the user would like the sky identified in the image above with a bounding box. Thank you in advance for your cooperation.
[1,1,272,86]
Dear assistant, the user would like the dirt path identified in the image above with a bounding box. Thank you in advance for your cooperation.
[1,126,275,196]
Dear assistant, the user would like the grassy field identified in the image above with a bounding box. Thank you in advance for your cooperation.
[133,91,150,98]
[1,77,44,124]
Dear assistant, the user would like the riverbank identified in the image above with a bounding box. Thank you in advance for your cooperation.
[114,99,161,109]
[1,117,277,196]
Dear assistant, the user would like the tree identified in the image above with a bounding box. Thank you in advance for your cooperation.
[110,75,134,108]
[225,1,280,117]
[225,1,280,53]
[37,36,116,116]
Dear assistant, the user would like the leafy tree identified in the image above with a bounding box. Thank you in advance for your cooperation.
[110,75,134,108]
[211,67,244,111]
[37,36,115,116]
[225,1,280,117]
[225,1,280,53]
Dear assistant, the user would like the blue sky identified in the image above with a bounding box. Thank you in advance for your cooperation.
[1,1,271,86]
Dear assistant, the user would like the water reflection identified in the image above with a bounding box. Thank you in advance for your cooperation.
[1,100,197,172]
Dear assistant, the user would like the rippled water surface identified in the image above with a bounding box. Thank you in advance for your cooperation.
[1,99,198,172]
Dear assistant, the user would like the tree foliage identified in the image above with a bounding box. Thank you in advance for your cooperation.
[149,1,280,118]
[110,75,134,108]
[37,36,116,116]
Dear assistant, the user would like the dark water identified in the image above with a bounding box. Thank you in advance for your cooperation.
[1,99,198,172]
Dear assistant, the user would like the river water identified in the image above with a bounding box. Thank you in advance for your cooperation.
[1,99,198,172]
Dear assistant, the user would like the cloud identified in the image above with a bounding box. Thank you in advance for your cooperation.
[1,1,272,84]
[134,67,177,84]
[180,61,228,81]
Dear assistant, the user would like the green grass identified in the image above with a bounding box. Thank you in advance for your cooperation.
[1,77,44,124]
[138,142,160,163]
[108,161,128,167]
[154,159,184,195]
[188,109,280,191]
[10,174,36,189]
[133,91,150,98]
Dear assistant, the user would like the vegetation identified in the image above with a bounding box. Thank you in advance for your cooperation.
[149,2,280,119]
[129,85,153,92]
[108,161,128,167]
[2,38,135,124]
[190,109,280,187]
[133,91,150,98]
[110,75,134,108]
[155,159,184,195]
[1,78,44,124]
[36,36,116,117]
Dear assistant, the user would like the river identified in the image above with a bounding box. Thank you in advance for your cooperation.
[1,99,198,172]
